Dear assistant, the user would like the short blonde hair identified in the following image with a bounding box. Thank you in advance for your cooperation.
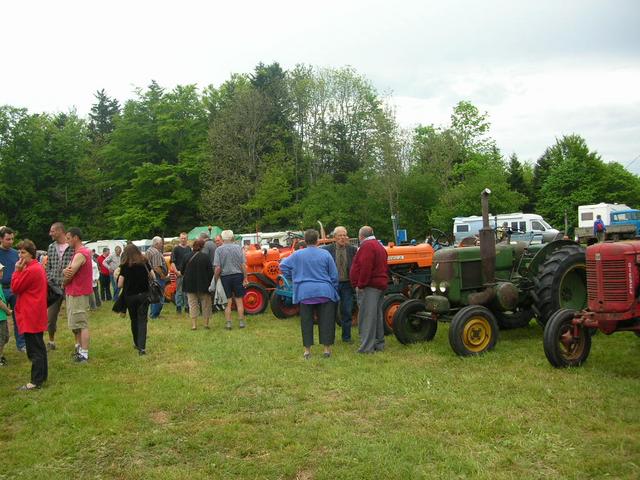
[221,230,234,241]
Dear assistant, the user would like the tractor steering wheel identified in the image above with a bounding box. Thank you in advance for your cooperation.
[430,228,451,250]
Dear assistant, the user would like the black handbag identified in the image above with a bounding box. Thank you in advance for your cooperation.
[47,281,63,307]
[145,263,163,303]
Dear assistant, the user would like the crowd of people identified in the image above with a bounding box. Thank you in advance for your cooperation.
[0,221,389,390]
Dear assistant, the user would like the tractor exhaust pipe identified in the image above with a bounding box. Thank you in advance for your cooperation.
[479,188,496,284]
[469,188,497,305]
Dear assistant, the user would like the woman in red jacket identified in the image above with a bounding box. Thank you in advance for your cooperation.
[11,239,48,390]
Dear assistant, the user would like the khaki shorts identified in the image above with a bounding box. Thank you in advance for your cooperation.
[66,295,90,330]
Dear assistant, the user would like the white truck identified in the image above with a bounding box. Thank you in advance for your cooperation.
[574,203,639,243]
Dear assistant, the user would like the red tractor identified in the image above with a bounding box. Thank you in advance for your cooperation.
[543,240,640,367]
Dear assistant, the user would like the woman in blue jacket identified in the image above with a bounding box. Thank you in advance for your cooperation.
[280,229,339,359]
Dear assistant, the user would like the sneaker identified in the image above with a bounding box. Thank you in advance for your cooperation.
[0,356,7,366]
[225,321,232,330]
[73,353,88,364]
[18,346,26,353]
[176,307,182,314]
[47,342,56,351]
[239,320,246,329]
[138,349,146,356]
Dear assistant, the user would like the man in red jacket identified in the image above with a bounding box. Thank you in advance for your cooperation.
[349,226,388,353]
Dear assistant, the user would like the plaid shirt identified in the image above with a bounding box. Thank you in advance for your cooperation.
[46,241,75,288]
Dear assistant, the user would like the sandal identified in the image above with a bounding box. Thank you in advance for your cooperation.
[191,326,197,331]
[303,352,311,360]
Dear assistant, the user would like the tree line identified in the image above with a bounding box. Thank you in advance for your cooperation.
[1,62,639,248]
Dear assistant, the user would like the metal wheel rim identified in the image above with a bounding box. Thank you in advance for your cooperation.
[462,316,492,352]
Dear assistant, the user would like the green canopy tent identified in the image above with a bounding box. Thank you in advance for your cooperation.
[187,225,223,241]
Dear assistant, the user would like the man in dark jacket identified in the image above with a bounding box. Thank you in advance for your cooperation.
[350,226,388,354]
[323,226,357,343]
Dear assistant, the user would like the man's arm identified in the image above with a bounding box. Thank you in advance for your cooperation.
[63,252,86,285]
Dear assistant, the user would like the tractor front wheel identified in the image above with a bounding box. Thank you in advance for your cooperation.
[449,305,499,356]
[243,283,268,315]
[543,308,591,368]
[270,292,299,319]
[381,294,407,335]
[392,299,438,345]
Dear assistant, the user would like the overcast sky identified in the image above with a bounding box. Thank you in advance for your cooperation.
[2,0,639,171]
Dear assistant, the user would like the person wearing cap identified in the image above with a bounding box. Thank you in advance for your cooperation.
[0,262,13,366]
[11,239,48,390]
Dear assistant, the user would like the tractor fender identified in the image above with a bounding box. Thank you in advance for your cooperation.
[246,272,276,288]
[527,240,581,278]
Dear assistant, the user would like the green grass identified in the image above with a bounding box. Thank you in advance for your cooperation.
[1,304,639,480]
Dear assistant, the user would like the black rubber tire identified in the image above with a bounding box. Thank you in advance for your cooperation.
[409,284,427,299]
[532,244,587,327]
[392,299,438,345]
[543,308,591,368]
[269,292,299,319]
[243,283,269,315]
[448,305,499,356]
[495,308,534,330]
[381,294,407,335]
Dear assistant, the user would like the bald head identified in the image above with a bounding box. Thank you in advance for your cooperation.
[359,226,374,240]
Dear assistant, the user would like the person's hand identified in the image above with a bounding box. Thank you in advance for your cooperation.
[7,309,12,315]
[242,277,248,287]
[15,258,26,272]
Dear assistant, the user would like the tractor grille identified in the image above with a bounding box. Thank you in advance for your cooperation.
[588,259,628,302]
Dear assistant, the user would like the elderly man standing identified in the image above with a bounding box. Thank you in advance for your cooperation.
[323,226,357,343]
[350,226,388,354]
[200,232,217,266]
[105,245,122,302]
[213,230,248,330]
[146,236,168,319]
[45,222,75,351]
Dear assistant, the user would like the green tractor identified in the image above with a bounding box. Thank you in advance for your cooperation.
[393,189,588,356]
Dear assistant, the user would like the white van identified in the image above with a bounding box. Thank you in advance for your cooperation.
[83,239,127,255]
[453,213,560,244]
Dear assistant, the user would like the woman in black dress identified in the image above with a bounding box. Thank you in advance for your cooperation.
[118,244,154,355]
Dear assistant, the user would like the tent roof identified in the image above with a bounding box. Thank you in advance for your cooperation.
[187,225,222,241]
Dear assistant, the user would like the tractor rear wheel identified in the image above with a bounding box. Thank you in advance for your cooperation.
[270,292,299,319]
[543,308,591,368]
[495,308,534,330]
[449,305,499,356]
[392,299,437,345]
[243,283,268,315]
[381,294,407,335]
[532,244,587,327]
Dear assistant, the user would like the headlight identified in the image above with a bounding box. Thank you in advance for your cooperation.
[439,281,449,293]
[430,281,437,293]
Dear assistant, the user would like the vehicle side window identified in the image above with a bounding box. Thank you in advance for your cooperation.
[531,220,545,231]
[581,212,593,221]
[456,225,469,232]
[510,222,518,230]
[519,222,526,232]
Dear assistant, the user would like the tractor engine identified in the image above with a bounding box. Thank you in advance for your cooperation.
[586,240,640,333]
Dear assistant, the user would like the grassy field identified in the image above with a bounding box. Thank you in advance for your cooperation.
[1,303,639,480]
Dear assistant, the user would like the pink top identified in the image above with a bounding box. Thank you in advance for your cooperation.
[66,247,93,296]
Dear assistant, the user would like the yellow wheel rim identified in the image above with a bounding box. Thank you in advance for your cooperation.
[462,316,492,352]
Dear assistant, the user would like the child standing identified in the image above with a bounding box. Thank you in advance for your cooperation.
[0,263,13,365]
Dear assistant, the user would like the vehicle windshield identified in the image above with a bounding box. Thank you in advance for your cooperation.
[540,219,553,229]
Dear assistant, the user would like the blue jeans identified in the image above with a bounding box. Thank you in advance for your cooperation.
[110,274,120,302]
[3,287,25,350]
[175,276,187,310]
[149,279,166,318]
[337,281,354,341]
